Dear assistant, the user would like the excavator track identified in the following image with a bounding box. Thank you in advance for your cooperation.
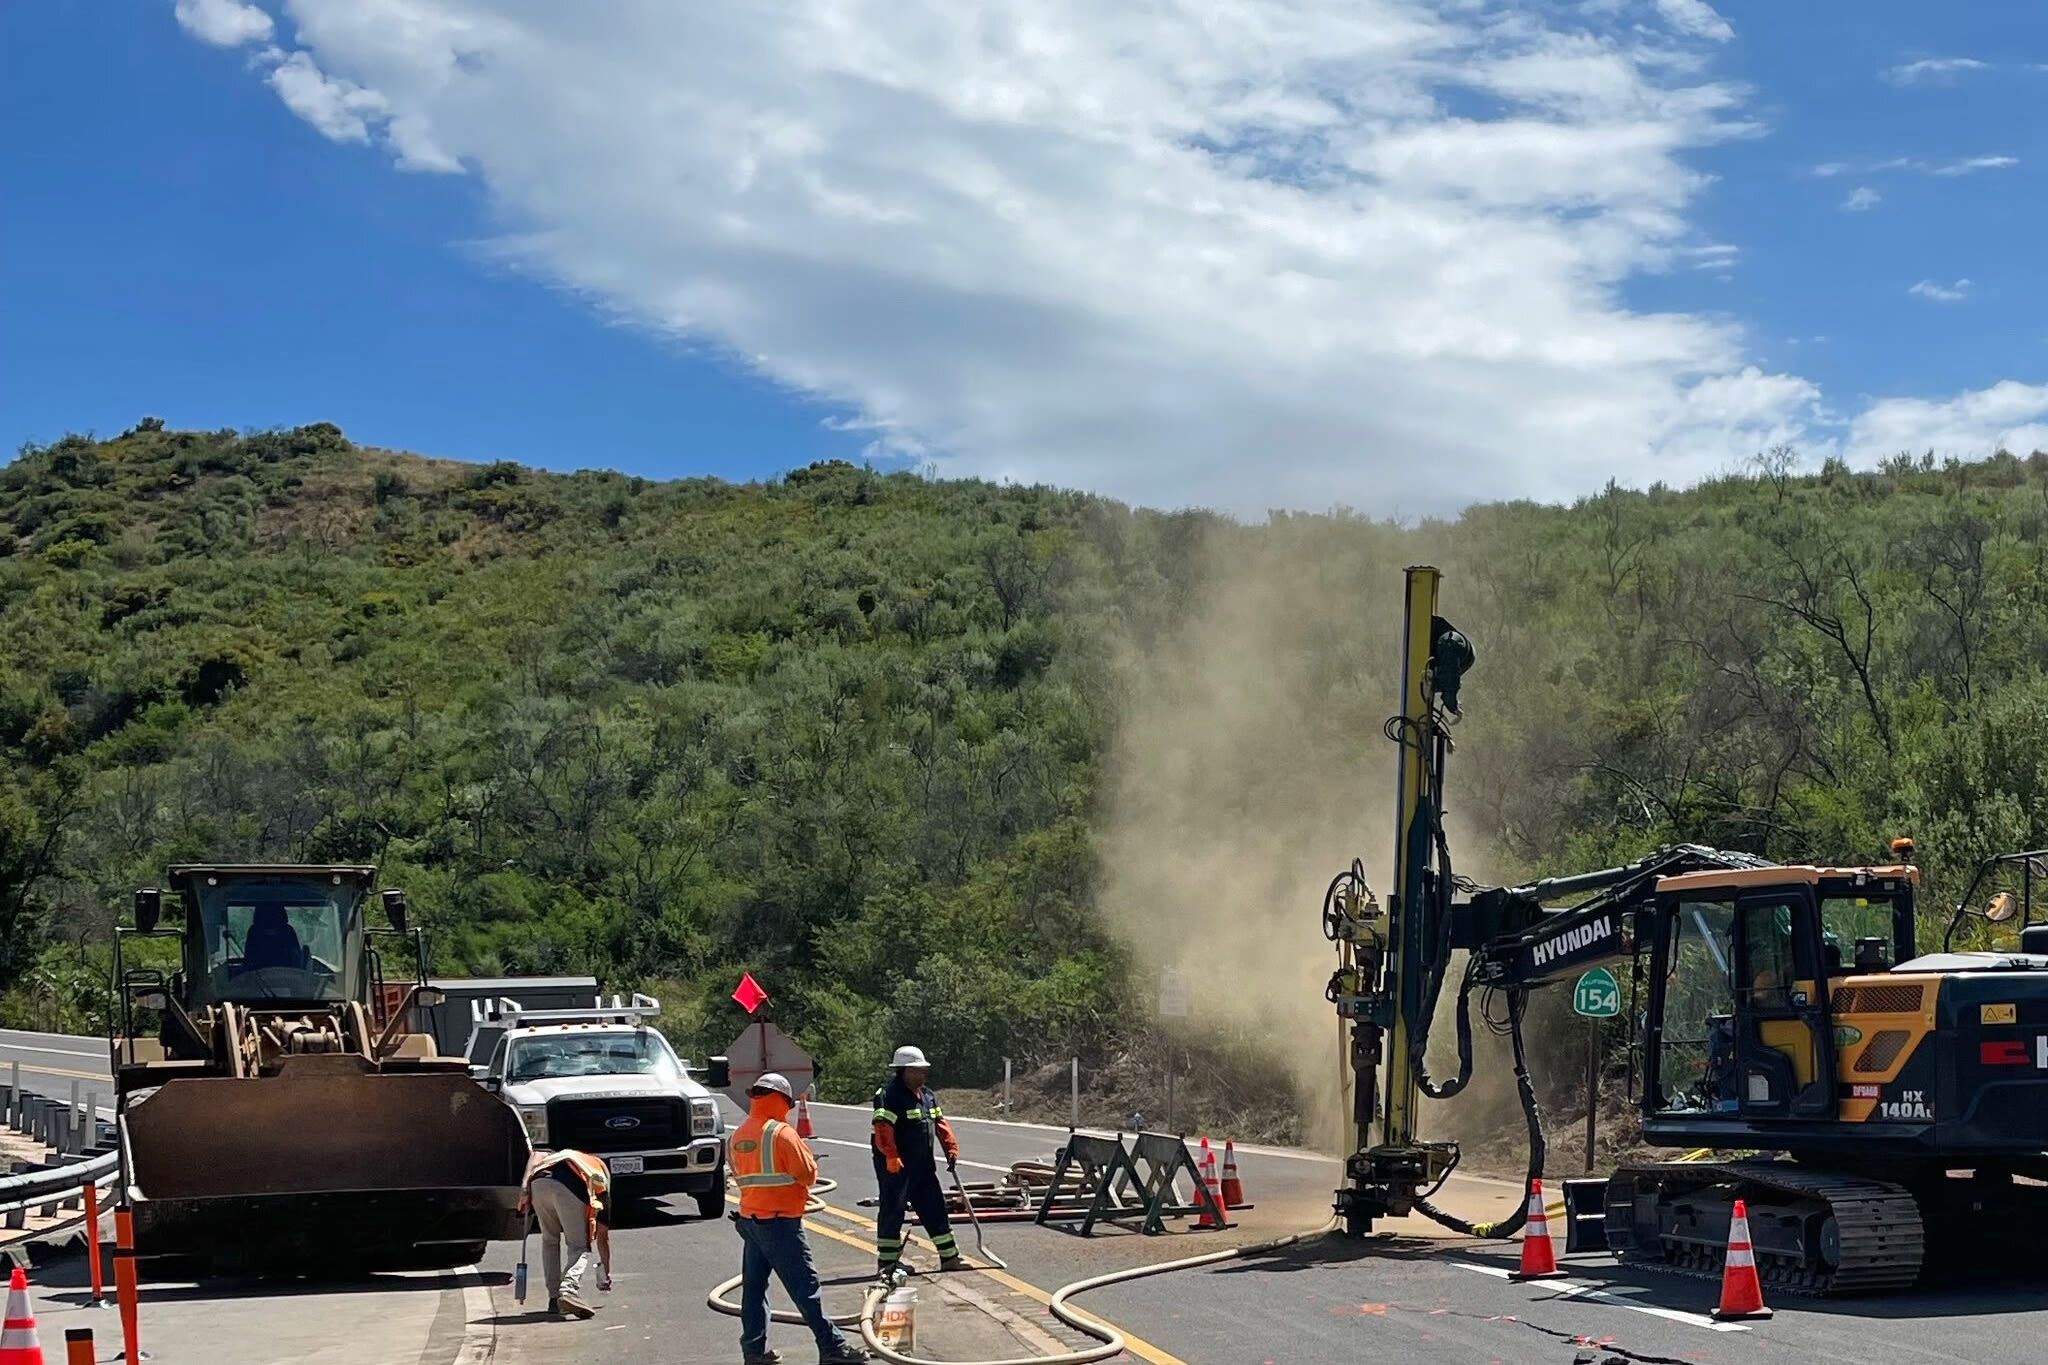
[1603,1160,1925,1297]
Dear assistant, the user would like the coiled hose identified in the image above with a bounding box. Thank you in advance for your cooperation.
[706,1176,1339,1365]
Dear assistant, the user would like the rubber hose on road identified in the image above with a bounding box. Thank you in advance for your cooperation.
[709,1216,1341,1365]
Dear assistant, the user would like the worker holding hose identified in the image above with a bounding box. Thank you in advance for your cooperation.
[871,1045,964,1276]
[732,1071,871,1365]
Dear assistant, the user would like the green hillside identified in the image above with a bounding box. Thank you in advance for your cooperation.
[6,422,2048,1127]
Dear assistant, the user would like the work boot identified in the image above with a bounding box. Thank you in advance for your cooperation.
[938,1255,967,1272]
[742,1353,781,1364]
[821,1345,871,1364]
[558,1290,596,1320]
[546,1298,561,1315]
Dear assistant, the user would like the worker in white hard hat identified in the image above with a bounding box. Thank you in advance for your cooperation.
[870,1044,963,1275]
[732,1071,870,1365]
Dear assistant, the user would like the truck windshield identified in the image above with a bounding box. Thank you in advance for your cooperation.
[507,1031,679,1083]
[194,876,362,1004]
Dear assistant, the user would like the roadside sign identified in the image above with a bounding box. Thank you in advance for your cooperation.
[1573,967,1621,1019]
[1158,968,1189,1019]
[724,1020,814,1107]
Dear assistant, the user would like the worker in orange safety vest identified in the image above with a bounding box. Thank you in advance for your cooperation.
[519,1147,614,1320]
[731,1072,870,1365]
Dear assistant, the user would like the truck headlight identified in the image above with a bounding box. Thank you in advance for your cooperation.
[520,1106,550,1145]
[690,1098,717,1136]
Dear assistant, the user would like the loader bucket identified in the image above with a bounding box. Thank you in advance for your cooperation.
[122,1054,529,1272]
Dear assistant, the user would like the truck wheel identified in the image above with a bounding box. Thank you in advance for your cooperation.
[696,1187,727,1220]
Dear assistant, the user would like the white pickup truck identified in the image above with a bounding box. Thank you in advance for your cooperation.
[469,993,731,1218]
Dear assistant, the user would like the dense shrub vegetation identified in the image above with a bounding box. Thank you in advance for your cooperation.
[5,423,2048,1118]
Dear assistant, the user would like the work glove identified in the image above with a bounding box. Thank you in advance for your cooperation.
[886,1156,904,1175]
[946,1153,958,1173]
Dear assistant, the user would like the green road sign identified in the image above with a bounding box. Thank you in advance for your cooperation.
[1574,967,1621,1018]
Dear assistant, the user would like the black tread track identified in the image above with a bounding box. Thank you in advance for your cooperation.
[1604,1160,1925,1297]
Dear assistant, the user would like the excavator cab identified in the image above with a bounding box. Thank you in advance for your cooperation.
[1639,864,1917,1145]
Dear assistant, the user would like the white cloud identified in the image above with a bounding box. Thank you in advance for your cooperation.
[1811,162,1849,178]
[266,50,386,144]
[1850,381,2048,461]
[171,1,2048,514]
[1931,155,2019,176]
[1884,57,1990,85]
[1656,0,1734,42]
[173,0,273,47]
[1909,279,1971,303]
[1841,186,1880,211]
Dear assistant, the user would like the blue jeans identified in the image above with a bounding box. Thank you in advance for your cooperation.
[736,1214,855,1360]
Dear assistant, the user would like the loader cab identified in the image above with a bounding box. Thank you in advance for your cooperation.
[179,866,373,1007]
[1640,864,1916,1143]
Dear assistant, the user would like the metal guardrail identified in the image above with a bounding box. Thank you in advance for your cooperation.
[0,1070,122,1233]
[0,1149,117,1223]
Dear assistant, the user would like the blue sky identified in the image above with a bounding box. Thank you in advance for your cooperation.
[2,0,2043,513]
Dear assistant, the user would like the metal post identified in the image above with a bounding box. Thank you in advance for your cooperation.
[8,1062,17,1127]
[1070,1058,1080,1129]
[1002,1058,1011,1116]
[71,1079,80,1130]
[1585,1020,1599,1174]
[1167,1068,1176,1134]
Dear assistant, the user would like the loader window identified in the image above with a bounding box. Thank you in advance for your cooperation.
[1656,901,1736,1113]
[194,878,363,1004]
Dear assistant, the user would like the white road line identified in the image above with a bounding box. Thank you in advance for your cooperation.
[1450,1261,1749,1333]
[454,1265,496,1364]
[0,1042,108,1062]
[809,1135,1015,1176]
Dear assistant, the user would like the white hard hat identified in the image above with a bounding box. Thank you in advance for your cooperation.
[891,1046,929,1069]
[751,1072,795,1099]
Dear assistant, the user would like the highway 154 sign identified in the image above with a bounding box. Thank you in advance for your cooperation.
[1573,967,1621,1019]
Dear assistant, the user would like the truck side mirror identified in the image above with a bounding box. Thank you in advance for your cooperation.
[706,1056,731,1089]
[415,986,447,1010]
[134,889,161,934]
[382,889,409,933]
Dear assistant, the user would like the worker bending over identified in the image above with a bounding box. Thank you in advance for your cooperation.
[519,1148,614,1320]
[871,1045,964,1275]
[732,1072,870,1365]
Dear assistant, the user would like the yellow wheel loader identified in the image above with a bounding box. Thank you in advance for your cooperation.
[111,865,530,1273]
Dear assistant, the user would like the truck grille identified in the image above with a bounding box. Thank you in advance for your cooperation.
[547,1097,686,1152]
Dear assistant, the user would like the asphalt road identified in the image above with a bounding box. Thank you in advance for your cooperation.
[8,1028,2048,1363]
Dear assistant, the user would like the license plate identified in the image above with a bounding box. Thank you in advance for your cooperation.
[610,1156,644,1175]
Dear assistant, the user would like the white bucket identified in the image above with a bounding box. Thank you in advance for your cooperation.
[876,1284,917,1351]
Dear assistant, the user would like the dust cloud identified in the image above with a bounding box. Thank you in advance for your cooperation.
[1097,522,1529,1163]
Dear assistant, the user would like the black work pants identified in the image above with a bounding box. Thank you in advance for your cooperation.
[873,1155,957,1266]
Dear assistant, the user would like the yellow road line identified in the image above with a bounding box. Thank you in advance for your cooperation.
[813,1201,1190,1365]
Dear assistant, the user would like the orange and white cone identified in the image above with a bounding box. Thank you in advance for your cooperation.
[1220,1140,1247,1208]
[1712,1199,1773,1321]
[796,1093,814,1139]
[1510,1179,1564,1280]
[0,1266,45,1364]
[1196,1150,1224,1228]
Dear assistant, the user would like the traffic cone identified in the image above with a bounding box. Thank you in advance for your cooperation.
[1220,1140,1246,1208]
[1196,1150,1228,1229]
[0,1266,45,1364]
[1510,1180,1564,1281]
[796,1093,814,1139]
[1711,1199,1773,1321]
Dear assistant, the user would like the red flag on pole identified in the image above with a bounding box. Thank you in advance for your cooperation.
[732,972,769,1014]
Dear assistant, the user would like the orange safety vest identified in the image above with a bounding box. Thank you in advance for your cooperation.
[731,1114,813,1218]
[528,1149,611,1241]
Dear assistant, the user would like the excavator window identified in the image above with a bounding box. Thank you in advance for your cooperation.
[1655,901,1737,1112]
